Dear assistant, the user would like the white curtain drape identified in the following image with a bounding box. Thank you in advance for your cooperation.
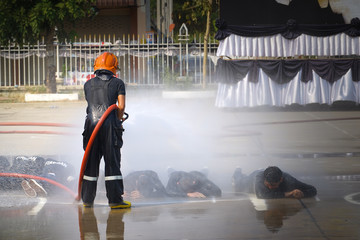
[215,69,359,108]
[216,33,360,58]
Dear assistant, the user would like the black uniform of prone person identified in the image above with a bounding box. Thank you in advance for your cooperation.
[232,166,317,199]
[166,170,222,198]
[81,52,130,209]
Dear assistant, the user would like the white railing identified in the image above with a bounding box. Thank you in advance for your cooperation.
[0,40,46,87]
[0,35,218,88]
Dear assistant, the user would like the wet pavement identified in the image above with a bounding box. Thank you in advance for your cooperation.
[1,188,359,240]
[1,89,360,239]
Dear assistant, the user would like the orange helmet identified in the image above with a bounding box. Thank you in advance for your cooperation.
[93,52,119,74]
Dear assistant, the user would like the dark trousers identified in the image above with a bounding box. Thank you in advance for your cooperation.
[81,116,124,204]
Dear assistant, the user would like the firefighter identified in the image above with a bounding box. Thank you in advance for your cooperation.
[81,52,130,209]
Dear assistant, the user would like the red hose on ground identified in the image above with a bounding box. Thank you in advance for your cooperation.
[0,130,67,135]
[0,122,76,135]
[0,122,74,127]
[75,104,119,201]
[0,172,77,198]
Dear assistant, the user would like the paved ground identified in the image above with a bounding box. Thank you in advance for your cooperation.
[1,89,360,239]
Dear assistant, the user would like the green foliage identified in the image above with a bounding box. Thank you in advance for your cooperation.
[0,0,96,46]
[172,0,219,39]
[163,68,195,90]
[150,0,157,23]
[163,67,179,89]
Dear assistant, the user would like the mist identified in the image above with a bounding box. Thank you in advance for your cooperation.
[117,89,281,192]
[121,91,223,186]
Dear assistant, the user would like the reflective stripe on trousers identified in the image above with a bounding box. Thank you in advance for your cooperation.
[83,175,122,181]
[83,175,98,181]
[104,175,123,181]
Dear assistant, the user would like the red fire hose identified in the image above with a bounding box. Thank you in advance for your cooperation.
[0,172,77,198]
[75,104,127,201]
[0,122,75,135]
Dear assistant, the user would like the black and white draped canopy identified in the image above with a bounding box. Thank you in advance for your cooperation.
[215,18,360,107]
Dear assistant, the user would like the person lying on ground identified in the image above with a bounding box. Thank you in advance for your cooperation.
[123,170,168,199]
[0,155,76,198]
[23,157,76,198]
[232,166,317,199]
[166,169,222,198]
[0,155,46,194]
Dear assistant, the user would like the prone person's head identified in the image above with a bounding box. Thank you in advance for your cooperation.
[263,166,283,189]
[178,174,199,193]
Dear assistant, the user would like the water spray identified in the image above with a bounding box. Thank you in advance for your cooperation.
[75,104,128,201]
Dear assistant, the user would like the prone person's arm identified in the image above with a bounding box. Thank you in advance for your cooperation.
[292,179,317,198]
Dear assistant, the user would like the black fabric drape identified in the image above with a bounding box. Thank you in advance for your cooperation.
[308,60,354,83]
[216,58,360,84]
[257,60,304,84]
[215,18,360,41]
[352,59,360,82]
[215,59,254,84]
